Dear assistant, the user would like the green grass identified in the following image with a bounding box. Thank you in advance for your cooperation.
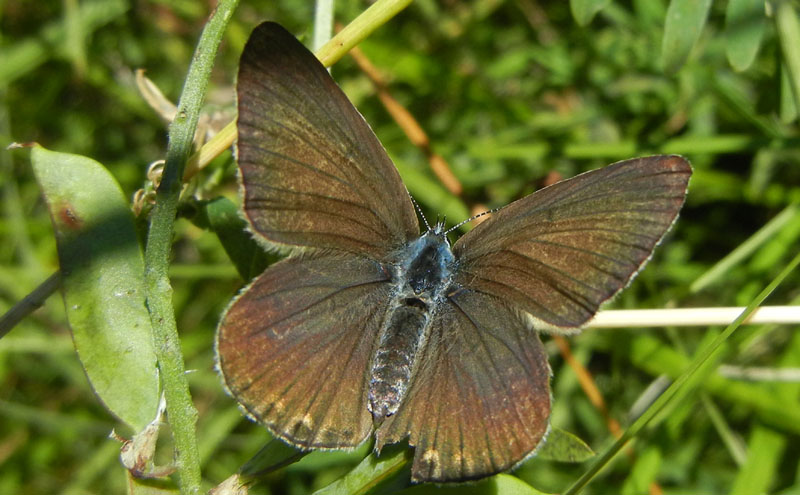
[1,1,799,494]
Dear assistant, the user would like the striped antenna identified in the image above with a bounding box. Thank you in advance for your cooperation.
[445,207,499,235]
[410,195,431,231]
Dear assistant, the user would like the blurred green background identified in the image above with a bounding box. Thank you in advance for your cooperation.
[1,0,800,494]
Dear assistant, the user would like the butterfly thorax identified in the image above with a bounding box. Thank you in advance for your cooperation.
[403,229,455,298]
[367,230,456,424]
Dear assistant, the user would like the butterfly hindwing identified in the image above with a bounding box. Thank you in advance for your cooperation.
[453,155,691,331]
[237,23,419,259]
[216,254,391,448]
[375,289,551,482]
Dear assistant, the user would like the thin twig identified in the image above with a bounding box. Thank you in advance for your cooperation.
[0,271,60,339]
[718,365,800,382]
[589,306,800,328]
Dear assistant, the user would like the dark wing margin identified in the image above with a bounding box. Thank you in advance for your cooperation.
[236,22,419,259]
[375,289,551,482]
[216,254,391,448]
[452,155,691,331]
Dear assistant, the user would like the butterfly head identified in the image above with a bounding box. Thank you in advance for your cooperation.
[431,219,448,237]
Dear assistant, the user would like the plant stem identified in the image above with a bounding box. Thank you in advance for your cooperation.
[142,1,239,493]
[313,0,334,52]
[315,0,413,67]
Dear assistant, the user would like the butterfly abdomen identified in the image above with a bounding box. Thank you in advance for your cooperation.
[368,302,430,423]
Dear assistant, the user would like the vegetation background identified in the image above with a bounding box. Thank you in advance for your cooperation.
[1,0,799,494]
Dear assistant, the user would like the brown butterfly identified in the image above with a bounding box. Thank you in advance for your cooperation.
[216,22,691,483]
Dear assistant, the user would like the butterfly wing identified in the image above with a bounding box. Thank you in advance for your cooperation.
[216,254,391,448]
[452,155,691,331]
[374,289,551,482]
[237,22,419,259]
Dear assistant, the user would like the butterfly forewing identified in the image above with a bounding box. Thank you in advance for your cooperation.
[216,254,392,448]
[375,290,551,482]
[237,23,419,258]
[453,155,691,331]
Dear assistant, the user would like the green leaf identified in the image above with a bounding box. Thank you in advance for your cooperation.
[397,473,552,494]
[570,0,611,27]
[729,425,787,495]
[621,447,661,495]
[537,427,594,462]
[724,0,766,71]
[661,0,712,74]
[30,145,159,431]
[126,473,180,495]
[780,62,799,123]
[239,438,309,479]
[193,197,275,281]
[776,1,800,116]
[313,443,410,495]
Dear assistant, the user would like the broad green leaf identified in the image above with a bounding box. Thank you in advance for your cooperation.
[398,474,552,494]
[730,425,787,495]
[536,427,594,462]
[781,62,799,123]
[30,145,159,431]
[621,447,661,495]
[724,0,766,71]
[661,0,712,74]
[287,444,371,473]
[193,197,275,281]
[126,473,180,495]
[775,0,800,113]
[313,444,410,495]
[632,0,666,26]
[570,0,611,27]
[239,439,308,479]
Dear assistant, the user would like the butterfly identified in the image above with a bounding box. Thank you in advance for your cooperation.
[216,22,692,483]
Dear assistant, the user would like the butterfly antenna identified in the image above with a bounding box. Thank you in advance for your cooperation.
[444,207,499,235]
[410,195,431,231]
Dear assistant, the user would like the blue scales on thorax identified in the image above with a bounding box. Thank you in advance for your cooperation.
[368,226,456,424]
